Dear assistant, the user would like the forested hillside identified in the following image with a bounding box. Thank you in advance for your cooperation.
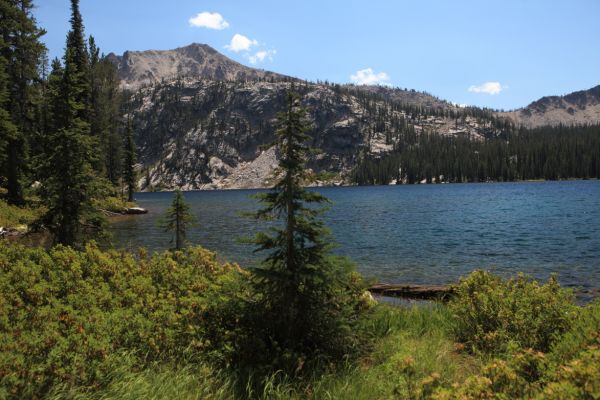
[352,124,600,185]
[125,77,515,190]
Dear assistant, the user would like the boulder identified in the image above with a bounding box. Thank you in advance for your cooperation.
[125,207,148,215]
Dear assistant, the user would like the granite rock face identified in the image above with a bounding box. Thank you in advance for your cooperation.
[128,79,504,190]
[112,44,599,190]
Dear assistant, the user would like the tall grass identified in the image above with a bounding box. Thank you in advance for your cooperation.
[47,304,477,400]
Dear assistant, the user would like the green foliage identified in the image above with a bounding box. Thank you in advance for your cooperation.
[433,302,600,399]
[93,195,136,214]
[0,0,46,205]
[432,349,549,399]
[46,363,237,400]
[0,0,126,245]
[242,91,367,374]
[539,345,600,400]
[158,190,197,249]
[434,282,600,400]
[0,242,245,399]
[88,34,126,187]
[448,270,577,355]
[0,35,16,168]
[123,120,137,202]
[549,300,600,362]
[0,197,43,227]
[38,0,109,246]
[1,254,597,400]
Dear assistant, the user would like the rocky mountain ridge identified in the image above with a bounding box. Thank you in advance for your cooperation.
[111,43,599,190]
[107,43,290,90]
[501,85,600,128]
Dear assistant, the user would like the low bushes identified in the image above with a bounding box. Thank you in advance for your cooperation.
[448,270,578,354]
[0,198,43,228]
[93,196,137,214]
[435,272,599,400]
[434,302,600,399]
[1,244,598,399]
[0,243,246,399]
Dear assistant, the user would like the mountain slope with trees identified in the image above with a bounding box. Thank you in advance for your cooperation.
[126,78,513,190]
[114,44,600,190]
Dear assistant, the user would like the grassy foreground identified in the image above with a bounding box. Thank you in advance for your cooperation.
[0,243,598,399]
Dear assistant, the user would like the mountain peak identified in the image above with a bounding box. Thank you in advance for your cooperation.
[501,85,600,127]
[108,43,290,89]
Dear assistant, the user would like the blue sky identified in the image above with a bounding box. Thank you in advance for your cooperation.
[35,0,599,110]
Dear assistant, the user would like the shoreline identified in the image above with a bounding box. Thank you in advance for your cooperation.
[139,177,599,193]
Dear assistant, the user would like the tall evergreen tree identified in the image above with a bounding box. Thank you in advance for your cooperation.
[0,0,46,205]
[245,91,364,371]
[159,189,196,250]
[88,35,122,183]
[123,120,136,202]
[64,0,88,108]
[40,0,105,245]
[0,36,17,169]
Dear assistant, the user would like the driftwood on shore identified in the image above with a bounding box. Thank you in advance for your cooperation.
[368,283,453,300]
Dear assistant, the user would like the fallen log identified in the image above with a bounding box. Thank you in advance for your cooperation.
[368,283,453,300]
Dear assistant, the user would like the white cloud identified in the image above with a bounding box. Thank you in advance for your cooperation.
[468,81,505,95]
[225,34,258,52]
[350,68,390,85]
[188,12,229,30]
[249,49,276,64]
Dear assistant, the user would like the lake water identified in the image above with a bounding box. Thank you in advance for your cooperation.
[111,181,600,290]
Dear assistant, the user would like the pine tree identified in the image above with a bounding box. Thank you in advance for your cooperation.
[40,0,105,246]
[159,189,196,250]
[0,0,46,205]
[65,0,88,108]
[88,35,123,183]
[246,91,364,371]
[123,120,136,202]
[0,36,17,169]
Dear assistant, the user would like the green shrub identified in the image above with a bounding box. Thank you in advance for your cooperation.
[432,335,600,400]
[448,271,577,354]
[540,300,600,400]
[0,198,43,228]
[432,349,548,399]
[93,196,136,214]
[539,345,600,400]
[0,243,246,399]
[549,300,600,364]
[436,293,600,400]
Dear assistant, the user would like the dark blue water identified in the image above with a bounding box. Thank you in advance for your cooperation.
[111,181,600,290]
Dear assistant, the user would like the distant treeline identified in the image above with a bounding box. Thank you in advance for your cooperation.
[352,124,600,184]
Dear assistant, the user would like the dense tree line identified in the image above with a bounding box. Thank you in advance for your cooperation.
[0,0,136,245]
[353,124,600,185]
